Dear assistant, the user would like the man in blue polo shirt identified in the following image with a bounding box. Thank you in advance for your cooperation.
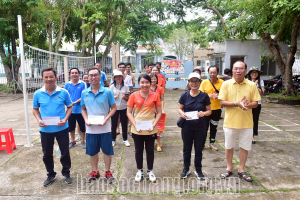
[81,67,117,184]
[95,63,107,86]
[32,68,73,187]
[64,68,87,149]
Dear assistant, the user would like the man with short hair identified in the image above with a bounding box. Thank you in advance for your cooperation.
[64,68,87,149]
[32,68,73,187]
[219,68,232,81]
[95,63,107,86]
[81,68,117,184]
[125,63,135,89]
[218,61,261,182]
[144,64,151,75]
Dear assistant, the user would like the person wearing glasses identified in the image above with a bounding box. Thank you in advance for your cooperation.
[178,73,211,180]
[218,61,260,182]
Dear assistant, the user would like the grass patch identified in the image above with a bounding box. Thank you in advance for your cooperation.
[267,90,300,100]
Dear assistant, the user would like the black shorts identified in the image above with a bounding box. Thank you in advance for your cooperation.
[68,113,86,133]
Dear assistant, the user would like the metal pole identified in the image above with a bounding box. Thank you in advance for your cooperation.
[18,15,32,147]
[94,46,97,64]
[11,56,16,97]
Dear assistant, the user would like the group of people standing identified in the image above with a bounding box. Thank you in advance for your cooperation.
[32,59,263,187]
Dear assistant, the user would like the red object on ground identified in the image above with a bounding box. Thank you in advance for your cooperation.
[157,113,167,131]
[0,128,17,154]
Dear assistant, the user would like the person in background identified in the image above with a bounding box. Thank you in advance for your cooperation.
[219,68,232,81]
[95,63,107,87]
[218,61,260,182]
[246,66,264,144]
[156,62,166,79]
[125,63,135,89]
[81,67,117,184]
[127,74,162,183]
[32,68,73,187]
[110,70,131,147]
[200,65,224,151]
[150,74,165,151]
[65,68,87,149]
[148,62,155,72]
[178,72,211,179]
[82,73,90,88]
[152,66,166,90]
[185,67,201,91]
[144,64,151,75]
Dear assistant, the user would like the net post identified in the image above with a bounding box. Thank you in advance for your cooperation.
[64,57,69,84]
[17,15,32,147]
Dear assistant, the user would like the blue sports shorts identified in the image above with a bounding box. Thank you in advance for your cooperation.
[86,133,114,156]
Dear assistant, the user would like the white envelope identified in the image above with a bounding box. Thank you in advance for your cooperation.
[42,117,60,125]
[88,115,104,125]
[136,121,153,131]
[185,111,199,120]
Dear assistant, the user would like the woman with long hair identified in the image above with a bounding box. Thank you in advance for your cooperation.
[247,67,264,144]
[149,73,165,151]
[127,74,162,183]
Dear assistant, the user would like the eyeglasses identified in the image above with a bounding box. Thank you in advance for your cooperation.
[233,67,245,71]
[89,74,100,78]
[251,71,258,74]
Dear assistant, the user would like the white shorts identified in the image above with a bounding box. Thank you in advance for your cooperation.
[224,127,253,151]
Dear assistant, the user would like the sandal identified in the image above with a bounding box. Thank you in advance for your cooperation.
[157,147,162,152]
[238,171,253,182]
[220,170,232,179]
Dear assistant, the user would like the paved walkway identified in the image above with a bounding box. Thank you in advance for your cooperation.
[0,89,300,199]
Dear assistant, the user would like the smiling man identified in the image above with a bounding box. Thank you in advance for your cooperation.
[32,68,73,187]
[81,67,117,184]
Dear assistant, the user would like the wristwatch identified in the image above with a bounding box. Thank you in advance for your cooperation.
[234,102,238,107]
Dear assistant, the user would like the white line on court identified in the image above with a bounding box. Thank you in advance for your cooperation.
[262,111,300,126]
[261,121,281,131]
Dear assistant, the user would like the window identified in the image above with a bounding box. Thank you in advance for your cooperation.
[197,60,201,66]
[261,57,276,76]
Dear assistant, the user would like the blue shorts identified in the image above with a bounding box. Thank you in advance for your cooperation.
[86,133,114,156]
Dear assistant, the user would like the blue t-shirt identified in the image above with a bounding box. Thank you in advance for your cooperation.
[64,80,86,113]
[100,71,107,86]
[161,72,166,78]
[81,85,116,134]
[178,91,211,130]
[33,86,73,133]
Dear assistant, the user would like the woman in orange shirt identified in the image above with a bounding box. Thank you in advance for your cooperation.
[150,74,165,151]
[127,74,162,183]
[152,66,166,89]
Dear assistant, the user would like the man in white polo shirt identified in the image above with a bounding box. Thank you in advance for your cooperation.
[32,68,73,187]
[81,67,117,184]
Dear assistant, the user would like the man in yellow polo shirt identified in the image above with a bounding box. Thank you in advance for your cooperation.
[218,61,260,182]
[200,65,224,151]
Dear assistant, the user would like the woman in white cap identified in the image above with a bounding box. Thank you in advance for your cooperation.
[178,72,211,180]
[110,70,131,147]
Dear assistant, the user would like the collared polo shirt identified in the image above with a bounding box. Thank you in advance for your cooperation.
[100,71,107,86]
[64,80,86,113]
[33,85,73,133]
[110,82,130,110]
[199,78,224,110]
[81,85,116,134]
[218,78,261,129]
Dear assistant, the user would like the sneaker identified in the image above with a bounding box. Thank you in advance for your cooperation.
[147,170,156,183]
[208,143,218,151]
[43,175,56,187]
[105,171,114,184]
[194,171,205,180]
[76,133,81,141]
[135,170,143,182]
[81,141,86,149]
[69,141,76,149]
[64,174,73,184]
[112,141,116,147]
[86,170,100,183]
[123,140,130,147]
[180,168,190,179]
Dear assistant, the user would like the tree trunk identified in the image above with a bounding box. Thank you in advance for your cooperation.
[81,18,87,56]
[103,25,119,59]
[95,13,115,51]
[47,23,53,67]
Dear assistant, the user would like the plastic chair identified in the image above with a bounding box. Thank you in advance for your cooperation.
[0,128,17,154]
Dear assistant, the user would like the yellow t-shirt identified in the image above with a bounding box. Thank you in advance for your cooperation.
[218,78,261,129]
[199,78,224,110]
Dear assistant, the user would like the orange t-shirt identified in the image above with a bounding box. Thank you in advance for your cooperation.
[150,86,165,97]
[157,73,166,88]
[127,90,162,135]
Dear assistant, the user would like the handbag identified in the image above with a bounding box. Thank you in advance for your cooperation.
[177,117,186,128]
[208,79,219,93]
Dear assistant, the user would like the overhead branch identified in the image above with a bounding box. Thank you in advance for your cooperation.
[204,0,226,29]
[95,11,116,50]
[273,15,288,41]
